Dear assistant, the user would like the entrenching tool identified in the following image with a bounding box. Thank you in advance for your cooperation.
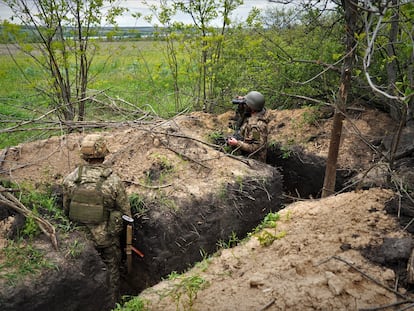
[122,215,144,274]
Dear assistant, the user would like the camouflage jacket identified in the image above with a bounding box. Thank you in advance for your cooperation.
[62,164,131,248]
[237,109,269,162]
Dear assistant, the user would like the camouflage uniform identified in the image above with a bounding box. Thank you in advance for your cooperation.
[63,145,131,304]
[235,109,269,162]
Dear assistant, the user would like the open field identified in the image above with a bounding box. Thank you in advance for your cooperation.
[0,40,194,148]
[0,41,207,148]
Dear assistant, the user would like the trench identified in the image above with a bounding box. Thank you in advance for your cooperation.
[0,146,353,311]
[120,145,351,298]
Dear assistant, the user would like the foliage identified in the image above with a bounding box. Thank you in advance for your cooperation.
[112,296,150,311]
[249,211,286,247]
[0,239,57,285]
[168,274,207,311]
[1,0,127,121]
[64,239,84,258]
[216,231,239,249]
[353,1,414,118]
[252,212,281,233]
[256,230,286,247]
[145,0,243,112]
[129,193,148,217]
[20,187,75,234]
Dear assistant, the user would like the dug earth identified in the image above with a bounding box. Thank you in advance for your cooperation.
[1,106,414,311]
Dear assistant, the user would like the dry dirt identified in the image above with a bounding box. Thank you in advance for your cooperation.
[2,106,413,311]
[138,188,407,311]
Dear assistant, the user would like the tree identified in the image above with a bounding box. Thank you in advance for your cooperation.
[174,0,243,111]
[267,0,413,196]
[321,0,358,197]
[2,0,126,121]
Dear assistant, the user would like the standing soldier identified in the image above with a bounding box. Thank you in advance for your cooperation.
[62,134,131,304]
[227,91,269,162]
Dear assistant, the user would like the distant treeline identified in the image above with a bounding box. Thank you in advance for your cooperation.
[0,25,155,43]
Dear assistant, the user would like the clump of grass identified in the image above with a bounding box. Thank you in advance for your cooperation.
[19,187,76,237]
[0,239,57,285]
[216,231,239,249]
[168,274,207,311]
[256,230,286,247]
[252,212,280,234]
[249,211,287,247]
[113,296,150,311]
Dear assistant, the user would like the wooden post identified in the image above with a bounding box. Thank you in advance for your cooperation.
[126,224,132,274]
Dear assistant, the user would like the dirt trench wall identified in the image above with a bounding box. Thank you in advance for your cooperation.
[266,145,351,198]
[124,171,283,293]
[0,235,112,311]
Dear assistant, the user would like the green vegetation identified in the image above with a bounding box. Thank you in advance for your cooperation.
[129,193,148,217]
[113,296,150,311]
[1,1,412,150]
[216,231,239,249]
[167,274,207,311]
[114,270,206,311]
[19,187,76,235]
[252,212,281,233]
[256,229,286,247]
[0,182,74,284]
[0,239,57,285]
[250,211,287,247]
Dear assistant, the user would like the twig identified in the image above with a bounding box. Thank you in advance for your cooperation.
[359,300,414,311]
[320,256,409,300]
[163,144,211,170]
[258,299,276,311]
[0,186,58,250]
[150,129,251,165]
[0,188,20,192]
[124,180,172,189]
[397,302,414,311]
[0,147,8,171]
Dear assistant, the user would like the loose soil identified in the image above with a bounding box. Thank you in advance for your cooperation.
[2,105,414,311]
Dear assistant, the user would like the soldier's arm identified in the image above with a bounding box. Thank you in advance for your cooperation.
[111,175,131,217]
[238,123,267,153]
[62,169,78,215]
[107,177,131,235]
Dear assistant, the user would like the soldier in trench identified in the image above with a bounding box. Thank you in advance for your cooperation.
[62,134,131,304]
[227,91,269,162]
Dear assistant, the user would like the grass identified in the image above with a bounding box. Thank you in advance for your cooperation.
[167,274,207,311]
[0,239,57,286]
[113,296,150,311]
[0,40,196,149]
[249,211,287,247]
[0,182,74,285]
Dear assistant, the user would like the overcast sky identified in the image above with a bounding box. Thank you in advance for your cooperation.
[0,0,280,27]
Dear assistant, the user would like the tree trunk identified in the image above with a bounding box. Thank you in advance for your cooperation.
[387,0,401,122]
[321,0,358,197]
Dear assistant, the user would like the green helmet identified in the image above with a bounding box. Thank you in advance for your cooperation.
[245,91,265,111]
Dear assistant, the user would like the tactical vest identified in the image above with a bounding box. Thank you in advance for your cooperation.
[69,167,108,224]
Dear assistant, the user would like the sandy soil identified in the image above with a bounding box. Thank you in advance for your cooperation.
[2,106,412,311]
[139,188,409,311]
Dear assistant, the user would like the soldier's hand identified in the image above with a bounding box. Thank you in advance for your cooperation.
[227,137,239,146]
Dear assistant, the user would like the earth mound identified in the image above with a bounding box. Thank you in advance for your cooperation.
[2,106,414,311]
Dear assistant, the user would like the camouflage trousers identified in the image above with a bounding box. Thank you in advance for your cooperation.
[97,241,122,304]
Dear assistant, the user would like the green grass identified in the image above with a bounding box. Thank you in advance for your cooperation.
[113,296,150,311]
[0,239,57,286]
[0,183,74,285]
[0,40,196,149]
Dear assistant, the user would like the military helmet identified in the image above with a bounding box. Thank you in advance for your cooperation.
[80,134,109,159]
[245,91,265,111]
